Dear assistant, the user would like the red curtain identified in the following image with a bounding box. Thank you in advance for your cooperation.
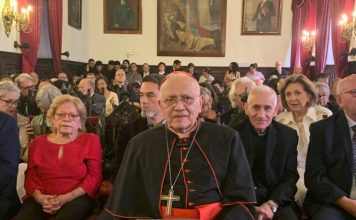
[315,0,331,74]
[19,0,42,73]
[330,0,355,78]
[47,0,63,74]
[290,0,317,77]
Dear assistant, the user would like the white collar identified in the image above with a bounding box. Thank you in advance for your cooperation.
[345,113,356,129]
[283,106,319,125]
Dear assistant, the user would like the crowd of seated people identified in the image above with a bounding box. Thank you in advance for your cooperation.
[0,57,353,220]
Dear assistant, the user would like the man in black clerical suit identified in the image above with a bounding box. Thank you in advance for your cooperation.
[78,78,105,116]
[111,74,165,181]
[304,74,356,219]
[99,72,256,219]
[232,85,299,220]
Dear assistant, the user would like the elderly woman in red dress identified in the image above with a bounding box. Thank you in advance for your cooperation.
[15,95,102,220]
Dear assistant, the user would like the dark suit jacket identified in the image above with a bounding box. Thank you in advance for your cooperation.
[268,69,289,79]
[111,117,149,182]
[304,110,354,216]
[82,93,106,116]
[0,112,20,219]
[232,120,299,205]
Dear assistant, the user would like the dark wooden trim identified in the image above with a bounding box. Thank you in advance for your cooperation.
[0,51,338,81]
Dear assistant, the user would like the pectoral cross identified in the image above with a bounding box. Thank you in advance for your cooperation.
[161,189,180,215]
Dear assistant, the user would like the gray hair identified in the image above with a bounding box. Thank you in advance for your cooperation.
[315,82,330,95]
[228,77,256,108]
[248,85,277,107]
[35,85,62,112]
[0,81,20,98]
[14,73,33,87]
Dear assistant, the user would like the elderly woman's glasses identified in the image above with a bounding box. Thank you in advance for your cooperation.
[0,98,19,106]
[55,112,80,121]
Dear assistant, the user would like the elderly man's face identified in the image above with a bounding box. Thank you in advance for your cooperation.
[337,75,356,120]
[78,80,89,95]
[245,89,277,134]
[140,82,161,119]
[20,79,34,96]
[160,74,202,134]
[233,83,254,110]
[0,91,19,116]
[317,87,329,106]
[58,73,68,81]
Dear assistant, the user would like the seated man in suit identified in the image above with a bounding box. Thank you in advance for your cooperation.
[231,85,299,220]
[269,61,289,79]
[0,111,21,219]
[304,74,356,219]
[78,78,105,116]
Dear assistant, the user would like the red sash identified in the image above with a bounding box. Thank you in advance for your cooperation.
[160,202,222,220]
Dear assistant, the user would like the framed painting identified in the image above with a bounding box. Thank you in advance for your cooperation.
[157,0,227,57]
[241,0,282,35]
[68,0,82,29]
[104,0,142,34]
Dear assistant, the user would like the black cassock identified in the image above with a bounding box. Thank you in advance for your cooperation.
[99,122,256,219]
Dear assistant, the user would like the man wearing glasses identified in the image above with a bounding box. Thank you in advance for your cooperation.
[14,73,40,116]
[100,72,256,219]
[304,74,356,219]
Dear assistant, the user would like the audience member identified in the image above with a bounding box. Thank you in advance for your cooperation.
[14,95,102,220]
[269,61,289,79]
[224,62,241,89]
[32,85,62,137]
[157,62,166,75]
[111,74,165,181]
[127,63,143,84]
[110,69,128,98]
[141,63,150,78]
[78,78,105,116]
[0,111,21,220]
[221,77,256,125]
[198,67,214,83]
[276,74,332,207]
[15,73,41,116]
[96,76,119,116]
[304,74,356,219]
[187,62,200,80]
[246,63,265,81]
[315,82,340,114]
[100,72,256,219]
[232,85,299,220]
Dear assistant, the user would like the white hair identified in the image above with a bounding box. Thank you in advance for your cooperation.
[228,77,256,108]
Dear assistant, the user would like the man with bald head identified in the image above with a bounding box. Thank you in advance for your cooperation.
[100,71,256,219]
[232,85,299,220]
[304,74,356,219]
[78,78,105,116]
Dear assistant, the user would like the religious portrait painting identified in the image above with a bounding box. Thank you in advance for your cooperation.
[241,0,282,35]
[68,0,82,29]
[157,0,227,57]
[104,0,142,34]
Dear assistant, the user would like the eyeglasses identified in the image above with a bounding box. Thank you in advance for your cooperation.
[163,95,197,106]
[341,89,356,97]
[0,98,19,106]
[55,113,80,121]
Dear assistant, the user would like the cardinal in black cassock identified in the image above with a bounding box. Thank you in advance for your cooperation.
[99,122,256,219]
[98,71,256,220]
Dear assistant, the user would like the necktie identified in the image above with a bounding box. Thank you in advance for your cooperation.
[352,125,356,180]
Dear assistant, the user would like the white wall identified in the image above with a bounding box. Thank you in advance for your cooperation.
[86,0,293,67]
[0,0,293,67]
[0,0,21,53]
[62,0,90,62]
